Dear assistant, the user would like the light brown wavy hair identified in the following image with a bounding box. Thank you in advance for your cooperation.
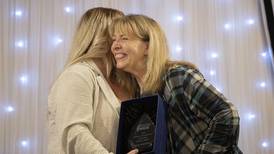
[65,7,138,96]
[110,14,196,94]
[66,7,123,76]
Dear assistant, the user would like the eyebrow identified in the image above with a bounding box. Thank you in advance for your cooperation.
[112,34,128,37]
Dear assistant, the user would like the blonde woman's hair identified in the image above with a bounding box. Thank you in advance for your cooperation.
[110,14,196,94]
[66,7,124,78]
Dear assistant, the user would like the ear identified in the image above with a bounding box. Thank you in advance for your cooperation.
[144,42,149,55]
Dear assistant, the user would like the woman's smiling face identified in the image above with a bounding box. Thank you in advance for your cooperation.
[111,32,148,75]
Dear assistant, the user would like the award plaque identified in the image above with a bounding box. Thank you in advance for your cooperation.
[116,94,167,154]
[128,113,155,153]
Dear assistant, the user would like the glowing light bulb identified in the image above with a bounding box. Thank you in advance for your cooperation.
[224,23,231,30]
[64,6,72,13]
[246,19,255,25]
[54,37,63,45]
[15,41,24,48]
[247,113,255,120]
[211,53,218,58]
[175,45,182,52]
[57,38,63,43]
[20,75,28,85]
[209,70,216,76]
[15,10,22,16]
[260,82,266,88]
[5,106,14,112]
[261,52,267,57]
[261,141,269,148]
[176,15,183,22]
[21,140,29,147]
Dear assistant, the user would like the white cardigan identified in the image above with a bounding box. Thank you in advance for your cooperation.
[48,61,120,154]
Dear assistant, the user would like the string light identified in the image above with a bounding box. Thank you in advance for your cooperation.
[211,53,219,58]
[261,52,267,57]
[20,75,28,85]
[5,106,14,112]
[175,45,182,52]
[246,19,255,25]
[21,140,29,147]
[224,23,232,30]
[15,41,24,48]
[15,10,22,17]
[176,15,183,22]
[246,113,256,120]
[54,37,63,45]
[64,6,72,13]
[209,70,216,76]
[261,141,269,148]
[260,81,266,88]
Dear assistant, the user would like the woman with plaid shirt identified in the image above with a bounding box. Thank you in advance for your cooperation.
[110,14,242,153]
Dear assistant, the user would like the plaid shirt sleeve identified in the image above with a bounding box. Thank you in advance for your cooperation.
[164,66,242,153]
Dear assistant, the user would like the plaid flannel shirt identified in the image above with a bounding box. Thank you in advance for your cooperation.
[161,65,242,154]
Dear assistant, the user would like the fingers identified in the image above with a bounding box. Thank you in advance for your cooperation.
[127,149,138,154]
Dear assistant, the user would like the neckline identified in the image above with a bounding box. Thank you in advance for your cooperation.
[86,60,121,106]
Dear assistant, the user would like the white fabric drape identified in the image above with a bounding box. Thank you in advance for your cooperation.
[1,0,274,154]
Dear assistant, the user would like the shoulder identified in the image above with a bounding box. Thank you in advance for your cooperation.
[52,61,100,89]
[64,61,99,77]
[164,64,204,82]
[58,61,102,83]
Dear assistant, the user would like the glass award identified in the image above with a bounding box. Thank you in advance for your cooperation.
[128,113,155,153]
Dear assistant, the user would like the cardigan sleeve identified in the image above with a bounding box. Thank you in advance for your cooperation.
[50,70,114,154]
[164,66,241,153]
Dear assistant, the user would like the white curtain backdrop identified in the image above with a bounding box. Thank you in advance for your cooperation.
[1,0,274,154]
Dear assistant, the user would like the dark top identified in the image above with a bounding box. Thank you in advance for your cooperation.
[160,65,242,154]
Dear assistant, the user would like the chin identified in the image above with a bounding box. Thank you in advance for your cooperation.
[115,60,126,67]
[116,64,126,70]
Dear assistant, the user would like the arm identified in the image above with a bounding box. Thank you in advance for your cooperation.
[53,71,114,154]
[165,67,241,153]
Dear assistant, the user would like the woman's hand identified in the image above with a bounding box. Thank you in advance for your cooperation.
[127,149,138,154]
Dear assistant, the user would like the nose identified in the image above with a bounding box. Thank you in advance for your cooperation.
[112,40,121,51]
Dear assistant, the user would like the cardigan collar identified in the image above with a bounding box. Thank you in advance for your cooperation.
[86,60,121,116]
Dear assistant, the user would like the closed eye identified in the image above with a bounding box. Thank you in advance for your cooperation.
[111,37,117,42]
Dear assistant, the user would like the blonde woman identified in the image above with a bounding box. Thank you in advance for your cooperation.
[48,8,138,154]
[110,14,242,153]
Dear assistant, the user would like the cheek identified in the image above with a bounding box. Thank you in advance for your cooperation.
[110,45,115,54]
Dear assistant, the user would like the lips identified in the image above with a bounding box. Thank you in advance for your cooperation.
[114,53,127,60]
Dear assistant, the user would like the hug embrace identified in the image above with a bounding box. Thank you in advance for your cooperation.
[48,7,242,154]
